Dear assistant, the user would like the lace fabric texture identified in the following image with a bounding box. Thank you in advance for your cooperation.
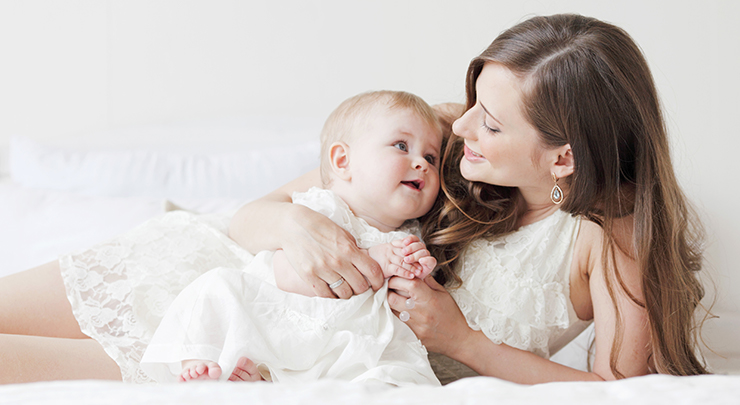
[60,187,422,383]
[60,211,253,383]
[449,209,582,358]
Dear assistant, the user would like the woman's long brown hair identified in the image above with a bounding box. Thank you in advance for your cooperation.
[422,14,709,377]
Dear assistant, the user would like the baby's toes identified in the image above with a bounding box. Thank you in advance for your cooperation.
[180,369,193,382]
[228,357,263,382]
[207,362,223,379]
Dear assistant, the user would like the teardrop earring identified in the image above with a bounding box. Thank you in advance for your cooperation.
[550,173,563,205]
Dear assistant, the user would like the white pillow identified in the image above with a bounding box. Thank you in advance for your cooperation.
[9,135,320,201]
[0,180,167,278]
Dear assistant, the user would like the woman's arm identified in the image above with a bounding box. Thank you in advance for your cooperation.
[386,218,651,383]
[386,276,603,383]
[228,168,384,298]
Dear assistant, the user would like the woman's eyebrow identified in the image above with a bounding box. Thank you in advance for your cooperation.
[479,101,504,127]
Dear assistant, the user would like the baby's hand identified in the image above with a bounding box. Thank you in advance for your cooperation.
[368,236,437,280]
[367,243,419,280]
[391,235,436,279]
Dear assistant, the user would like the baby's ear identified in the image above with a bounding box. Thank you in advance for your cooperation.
[329,142,351,181]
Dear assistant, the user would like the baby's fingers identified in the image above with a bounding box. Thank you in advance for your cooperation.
[388,255,423,279]
[401,241,428,256]
[403,248,432,265]
[418,256,436,279]
[391,235,420,248]
[387,263,416,279]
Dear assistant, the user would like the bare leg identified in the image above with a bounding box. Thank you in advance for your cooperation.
[227,357,265,382]
[0,261,122,384]
[0,261,86,338]
[180,360,222,382]
[0,333,121,384]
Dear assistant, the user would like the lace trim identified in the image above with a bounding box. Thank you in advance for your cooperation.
[449,210,579,358]
[293,187,420,248]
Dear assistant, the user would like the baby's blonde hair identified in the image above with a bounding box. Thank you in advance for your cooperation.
[319,90,440,186]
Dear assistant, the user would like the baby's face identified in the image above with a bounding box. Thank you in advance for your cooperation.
[346,107,442,228]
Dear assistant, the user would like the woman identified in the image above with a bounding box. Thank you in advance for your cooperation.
[0,14,707,384]
[229,14,708,382]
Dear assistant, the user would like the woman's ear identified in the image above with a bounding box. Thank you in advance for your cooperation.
[329,142,351,181]
[551,143,574,180]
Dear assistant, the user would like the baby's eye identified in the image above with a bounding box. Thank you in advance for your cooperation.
[425,155,437,165]
[393,141,408,152]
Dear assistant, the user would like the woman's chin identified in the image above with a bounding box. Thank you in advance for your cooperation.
[459,160,479,183]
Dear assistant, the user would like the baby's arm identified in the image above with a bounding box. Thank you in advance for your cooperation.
[368,235,436,280]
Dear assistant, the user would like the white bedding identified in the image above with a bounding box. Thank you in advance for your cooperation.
[2,132,739,403]
[2,375,739,405]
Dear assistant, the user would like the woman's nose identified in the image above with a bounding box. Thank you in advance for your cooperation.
[452,107,476,140]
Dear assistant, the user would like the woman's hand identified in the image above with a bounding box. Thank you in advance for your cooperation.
[229,168,383,299]
[282,204,384,298]
[387,275,471,357]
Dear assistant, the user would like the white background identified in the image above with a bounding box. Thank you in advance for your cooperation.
[1,0,738,363]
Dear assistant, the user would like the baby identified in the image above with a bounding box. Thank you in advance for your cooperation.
[141,90,443,386]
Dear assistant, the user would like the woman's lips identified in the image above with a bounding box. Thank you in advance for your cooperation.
[464,145,485,161]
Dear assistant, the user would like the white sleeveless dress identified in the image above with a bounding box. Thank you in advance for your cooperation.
[449,209,590,359]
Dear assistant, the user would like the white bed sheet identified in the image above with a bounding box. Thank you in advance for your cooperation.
[1,375,739,405]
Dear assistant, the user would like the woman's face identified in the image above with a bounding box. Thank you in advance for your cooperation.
[452,62,550,191]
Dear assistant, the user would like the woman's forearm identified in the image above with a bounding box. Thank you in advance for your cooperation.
[229,194,299,253]
[451,329,605,384]
[228,168,322,253]
[387,277,612,384]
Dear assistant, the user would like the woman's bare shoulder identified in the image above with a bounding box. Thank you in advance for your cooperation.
[576,215,636,273]
[576,214,640,293]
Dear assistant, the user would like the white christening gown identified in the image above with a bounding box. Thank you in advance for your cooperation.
[139,187,438,385]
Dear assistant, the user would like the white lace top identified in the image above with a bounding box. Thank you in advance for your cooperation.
[449,209,590,358]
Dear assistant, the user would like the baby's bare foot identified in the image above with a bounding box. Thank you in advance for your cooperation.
[228,357,264,382]
[180,360,222,382]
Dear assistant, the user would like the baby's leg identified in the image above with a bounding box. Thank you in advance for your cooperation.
[180,360,222,382]
[227,357,264,382]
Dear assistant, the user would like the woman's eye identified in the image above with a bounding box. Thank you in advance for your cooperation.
[394,142,408,152]
[425,155,437,165]
[482,121,500,134]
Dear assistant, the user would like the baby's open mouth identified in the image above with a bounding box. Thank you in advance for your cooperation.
[401,180,424,190]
